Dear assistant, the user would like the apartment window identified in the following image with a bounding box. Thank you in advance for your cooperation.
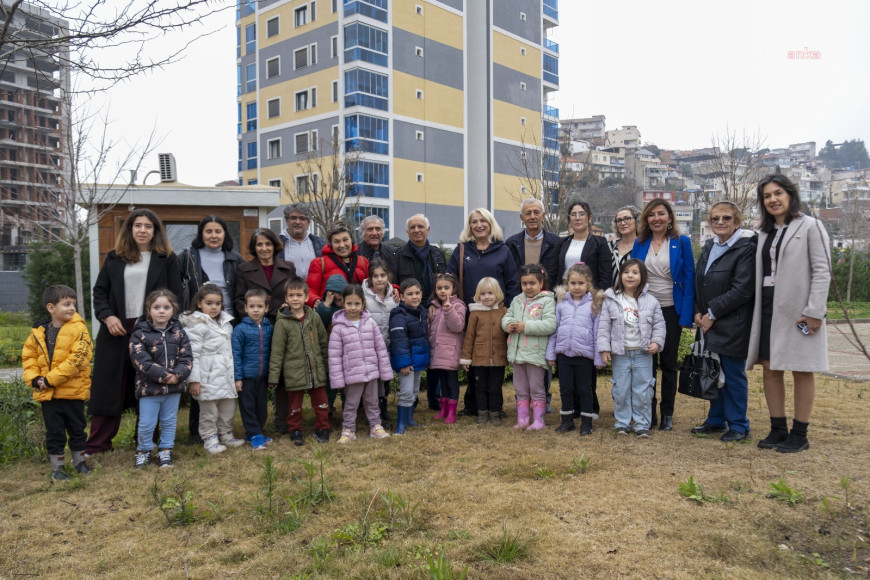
[309,43,317,65]
[344,0,388,22]
[520,150,527,160]
[245,24,255,54]
[346,160,389,198]
[266,57,280,78]
[332,124,340,148]
[267,138,281,159]
[268,179,282,188]
[247,179,259,185]
[331,35,338,58]
[294,47,309,69]
[236,26,241,57]
[521,47,526,56]
[331,80,338,102]
[344,68,388,110]
[294,5,308,27]
[520,117,526,126]
[415,130,424,141]
[415,4,423,14]
[237,102,242,135]
[246,141,257,170]
[295,132,309,154]
[344,23,388,66]
[266,17,279,38]
[311,87,317,107]
[345,114,388,154]
[520,82,526,91]
[520,12,526,21]
[246,102,257,131]
[331,0,337,12]
[416,89,423,99]
[415,46,423,57]
[296,174,319,195]
[295,90,309,111]
[416,173,424,182]
[267,98,280,118]
[242,0,255,17]
[310,1,317,21]
[521,186,527,194]
[245,62,256,92]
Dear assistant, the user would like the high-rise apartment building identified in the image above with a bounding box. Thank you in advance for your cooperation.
[0,2,69,269]
[236,0,558,241]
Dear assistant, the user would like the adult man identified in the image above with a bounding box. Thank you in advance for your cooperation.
[505,198,561,290]
[279,203,325,280]
[394,214,447,300]
[356,215,398,278]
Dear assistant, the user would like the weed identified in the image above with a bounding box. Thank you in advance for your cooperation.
[729,479,745,492]
[447,528,472,541]
[246,456,302,534]
[426,547,468,579]
[0,378,44,465]
[839,474,853,509]
[570,454,590,474]
[379,489,420,529]
[151,475,199,526]
[678,475,707,503]
[375,547,403,568]
[307,538,334,570]
[535,466,555,479]
[111,409,137,449]
[479,523,534,563]
[767,478,804,505]
[799,552,830,569]
[408,543,437,562]
[332,519,391,551]
[293,447,333,506]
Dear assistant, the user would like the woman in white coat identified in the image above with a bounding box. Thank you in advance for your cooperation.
[746,175,831,453]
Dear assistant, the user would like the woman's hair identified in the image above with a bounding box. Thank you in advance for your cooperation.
[368,258,392,282]
[458,208,504,243]
[637,199,680,242]
[191,215,234,251]
[247,228,283,258]
[707,201,744,228]
[566,198,593,221]
[326,221,354,244]
[756,174,802,233]
[519,263,547,287]
[399,278,422,294]
[473,277,504,304]
[341,284,366,308]
[614,258,648,299]
[115,209,172,263]
[563,264,603,314]
[612,205,641,238]
[190,283,223,313]
[431,272,458,304]
[144,289,179,321]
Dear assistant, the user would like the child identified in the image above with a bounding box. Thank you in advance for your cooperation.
[546,265,605,436]
[598,259,666,437]
[428,273,466,424]
[129,289,193,468]
[181,284,244,454]
[459,278,508,426]
[269,278,330,446]
[232,288,274,450]
[502,264,556,430]
[328,285,394,443]
[316,274,347,330]
[362,259,398,425]
[22,285,93,480]
[389,278,430,434]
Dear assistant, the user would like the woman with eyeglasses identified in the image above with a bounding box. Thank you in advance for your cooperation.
[690,202,756,443]
[609,205,641,286]
[555,199,612,290]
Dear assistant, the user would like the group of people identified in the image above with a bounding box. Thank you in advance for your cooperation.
[22,174,831,479]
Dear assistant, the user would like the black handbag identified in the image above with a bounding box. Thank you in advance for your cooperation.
[678,330,721,400]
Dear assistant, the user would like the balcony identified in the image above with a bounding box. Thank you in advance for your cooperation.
[543,0,558,23]
[344,0,388,23]
[542,104,559,119]
[543,38,559,53]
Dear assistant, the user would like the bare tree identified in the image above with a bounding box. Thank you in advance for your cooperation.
[700,127,769,216]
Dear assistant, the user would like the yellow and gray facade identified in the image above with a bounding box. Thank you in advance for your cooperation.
[236,0,558,241]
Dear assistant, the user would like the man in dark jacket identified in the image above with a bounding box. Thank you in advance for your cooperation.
[357,215,399,277]
[505,198,561,290]
[394,214,447,300]
[279,203,325,280]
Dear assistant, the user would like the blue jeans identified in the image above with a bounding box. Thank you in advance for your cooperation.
[611,350,654,431]
[137,393,181,451]
[705,354,750,433]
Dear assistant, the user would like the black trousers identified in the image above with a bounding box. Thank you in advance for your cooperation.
[652,305,681,416]
[557,354,594,415]
[239,377,268,438]
[426,371,442,407]
[473,366,505,413]
[42,399,86,455]
[428,369,459,400]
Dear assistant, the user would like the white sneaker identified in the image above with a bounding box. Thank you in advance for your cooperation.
[337,429,357,444]
[370,424,390,439]
[203,436,226,455]
[219,434,245,448]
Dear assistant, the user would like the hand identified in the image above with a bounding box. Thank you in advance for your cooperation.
[547,360,555,367]
[601,351,611,365]
[323,292,335,307]
[37,377,47,390]
[595,365,605,370]
[515,322,525,333]
[400,366,411,376]
[189,382,201,396]
[647,343,660,354]
[694,312,703,327]
[796,315,823,335]
[699,314,713,333]
[463,364,469,372]
[104,315,126,336]
[443,296,451,310]
[391,287,401,302]
[312,299,323,309]
[506,322,517,333]
[268,383,277,390]
[235,380,243,392]
[164,374,179,385]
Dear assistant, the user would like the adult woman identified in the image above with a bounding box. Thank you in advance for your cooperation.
[86,209,182,454]
[609,205,640,286]
[632,199,695,430]
[746,175,831,453]
[233,228,297,321]
[556,199,612,290]
[305,222,369,307]
[691,202,756,442]
[178,216,244,316]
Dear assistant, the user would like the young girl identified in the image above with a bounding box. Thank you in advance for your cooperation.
[546,264,605,436]
[181,284,243,454]
[598,259,666,437]
[328,285,394,443]
[502,264,556,430]
[362,259,398,426]
[427,273,466,424]
[129,290,192,469]
[389,278,430,434]
[460,278,509,426]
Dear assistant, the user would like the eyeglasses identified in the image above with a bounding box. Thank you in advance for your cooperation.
[287,216,309,222]
[569,212,587,219]
[710,216,734,223]
[615,216,634,224]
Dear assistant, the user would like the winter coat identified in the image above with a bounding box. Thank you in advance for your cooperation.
[395,241,447,298]
[459,302,509,368]
[427,298,467,370]
[22,313,92,403]
[305,244,370,307]
[505,229,562,290]
[268,305,329,391]
[90,249,182,416]
[363,279,398,346]
[502,291,557,369]
[631,235,696,327]
[129,318,193,399]
[178,247,244,316]
[546,289,605,367]
[231,316,273,380]
[328,310,393,389]
[233,257,297,321]
[446,240,521,306]
[555,234,613,290]
[358,241,399,281]
[180,310,237,401]
[694,231,757,359]
[389,302,430,371]
[746,216,831,372]
[598,287,666,355]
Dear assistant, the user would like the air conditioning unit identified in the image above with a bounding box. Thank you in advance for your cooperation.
[158,153,177,182]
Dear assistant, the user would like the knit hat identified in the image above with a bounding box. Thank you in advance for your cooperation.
[325,274,348,294]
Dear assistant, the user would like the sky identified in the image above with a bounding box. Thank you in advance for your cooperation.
[88,0,870,187]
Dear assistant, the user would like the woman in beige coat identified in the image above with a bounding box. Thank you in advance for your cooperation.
[746,174,831,453]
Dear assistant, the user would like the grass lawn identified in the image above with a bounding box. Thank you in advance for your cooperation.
[828,302,870,320]
[1,371,869,578]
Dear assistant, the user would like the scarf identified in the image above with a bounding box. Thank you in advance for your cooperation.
[411,240,434,294]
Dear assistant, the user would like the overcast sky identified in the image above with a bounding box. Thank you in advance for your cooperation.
[89,0,870,187]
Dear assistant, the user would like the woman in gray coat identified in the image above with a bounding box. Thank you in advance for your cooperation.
[746,175,831,453]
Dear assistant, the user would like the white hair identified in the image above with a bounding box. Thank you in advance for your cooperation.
[405,214,430,229]
[358,215,385,233]
[520,198,545,213]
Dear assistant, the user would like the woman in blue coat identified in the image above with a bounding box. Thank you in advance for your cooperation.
[631,199,695,430]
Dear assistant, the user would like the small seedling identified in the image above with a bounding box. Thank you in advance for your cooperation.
[570,454,590,474]
[293,447,333,506]
[840,474,853,509]
[767,477,804,505]
[729,479,745,492]
[379,489,420,528]
[333,519,391,551]
[375,547,403,568]
[480,523,535,563]
[151,475,199,526]
[534,466,555,479]
[678,475,706,503]
[448,528,472,540]
[307,538,334,571]
[427,547,468,579]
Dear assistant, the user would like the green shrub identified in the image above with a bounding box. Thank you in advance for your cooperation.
[0,378,44,465]
[0,338,24,366]
[22,240,91,323]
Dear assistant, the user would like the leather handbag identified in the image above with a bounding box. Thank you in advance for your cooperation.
[678,330,721,400]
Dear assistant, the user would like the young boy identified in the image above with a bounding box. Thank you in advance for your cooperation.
[22,285,93,480]
[268,278,330,446]
[388,278,430,434]
[232,288,274,450]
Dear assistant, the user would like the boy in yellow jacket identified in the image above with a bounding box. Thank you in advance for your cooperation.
[22,285,93,480]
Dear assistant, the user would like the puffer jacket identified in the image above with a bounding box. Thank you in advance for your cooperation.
[459,302,508,367]
[268,305,329,391]
[446,239,521,306]
[546,288,604,367]
[129,318,192,399]
[232,316,273,380]
[328,310,393,389]
[598,286,666,355]
[362,279,397,346]
[22,313,92,403]
[502,291,557,369]
[305,244,370,306]
[180,310,237,400]
[427,298,466,370]
[389,302,430,371]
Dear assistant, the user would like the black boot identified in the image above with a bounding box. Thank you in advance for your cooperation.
[659,415,673,431]
[555,414,575,433]
[651,396,658,429]
[580,415,593,436]
[757,416,788,449]
[776,420,809,453]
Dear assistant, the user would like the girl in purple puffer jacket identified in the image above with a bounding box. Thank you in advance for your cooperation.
[428,273,466,424]
[328,285,394,443]
[546,265,605,436]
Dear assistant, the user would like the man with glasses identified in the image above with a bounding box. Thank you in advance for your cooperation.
[279,203,325,279]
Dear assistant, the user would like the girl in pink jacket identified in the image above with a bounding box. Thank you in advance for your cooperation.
[328,285,394,443]
[428,273,467,424]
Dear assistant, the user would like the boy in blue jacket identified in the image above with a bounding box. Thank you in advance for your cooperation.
[232,289,274,450]
[389,278,430,434]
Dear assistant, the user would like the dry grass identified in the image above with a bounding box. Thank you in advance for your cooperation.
[1,371,869,579]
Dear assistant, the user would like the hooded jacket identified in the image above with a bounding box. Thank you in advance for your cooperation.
[546,288,605,367]
[598,286,666,355]
[459,302,509,368]
[268,305,329,391]
[231,316,273,380]
[129,318,192,399]
[305,244,370,307]
[180,310,237,400]
[427,297,467,371]
[362,279,398,346]
[328,310,394,388]
[389,302,430,371]
[502,291,557,368]
[22,313,92,403]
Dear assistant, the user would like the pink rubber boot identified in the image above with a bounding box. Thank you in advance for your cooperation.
[513,400,531,429]
[526,400,547,430]
[444,399,459,424]
[433,397,448,420]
